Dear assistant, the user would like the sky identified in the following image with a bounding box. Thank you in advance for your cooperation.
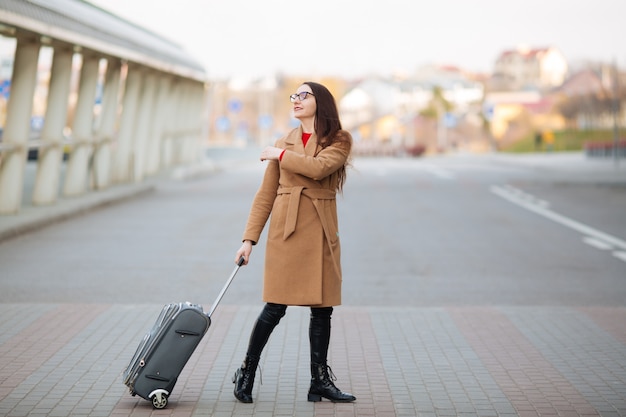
[88,0,626,80]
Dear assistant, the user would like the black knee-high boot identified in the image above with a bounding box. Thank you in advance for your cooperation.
[308,307,356,403]
[233,303,286,403]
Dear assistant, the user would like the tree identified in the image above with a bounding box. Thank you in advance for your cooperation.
[419,86,453,119]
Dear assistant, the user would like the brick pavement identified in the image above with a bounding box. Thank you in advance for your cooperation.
[0,303,625,416]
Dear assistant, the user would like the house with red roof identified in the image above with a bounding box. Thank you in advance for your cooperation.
[492,46,568,91]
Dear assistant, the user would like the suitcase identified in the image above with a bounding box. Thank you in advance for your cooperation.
[122,258,244,409]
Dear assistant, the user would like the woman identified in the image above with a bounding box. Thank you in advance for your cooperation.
[232,81,355,404]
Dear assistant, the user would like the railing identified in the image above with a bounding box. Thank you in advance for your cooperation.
[584,140,626,158]
[0,137,73,159]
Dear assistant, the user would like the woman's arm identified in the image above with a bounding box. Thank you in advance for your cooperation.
[280,141,350,180]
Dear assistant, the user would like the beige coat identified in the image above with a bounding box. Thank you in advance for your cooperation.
[242,127,351,307]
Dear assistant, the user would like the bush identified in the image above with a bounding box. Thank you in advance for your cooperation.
[502,128,626,153]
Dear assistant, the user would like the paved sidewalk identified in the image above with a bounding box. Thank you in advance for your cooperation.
[0,303,624,416]
[0,151,625,416]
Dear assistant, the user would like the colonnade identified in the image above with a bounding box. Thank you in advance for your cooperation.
[0,34,206,214]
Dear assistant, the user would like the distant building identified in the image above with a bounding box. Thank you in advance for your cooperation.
[491,46,568,91]
[339,66,486,153]
[484,90,564,144]
[554,65,626,129]
[339,78,400,132]
[558,69,605,97]
[206,76,350,146]
[410,65,484,111]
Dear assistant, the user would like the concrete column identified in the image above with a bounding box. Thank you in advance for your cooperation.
[169,79,185,165]
[32,44,73,205]
[191,83,207,159]
[176,81,194,164]
[160,80,177,168]
[145,74,171,175]
[176,87,187,164]
[133,70,157,182]
[111,64,142,183]
[63,53,99,196]
[92,58,121,189]
[0,36,40,214]
[198,83,210,148]
[181,82,204,163]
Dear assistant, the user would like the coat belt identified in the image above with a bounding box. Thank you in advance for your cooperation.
[277,187,336,241]
[277,186,342,279]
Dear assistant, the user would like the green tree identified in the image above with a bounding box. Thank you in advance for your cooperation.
[419,86,453,119]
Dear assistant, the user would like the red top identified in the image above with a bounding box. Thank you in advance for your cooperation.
[280,132,312,161]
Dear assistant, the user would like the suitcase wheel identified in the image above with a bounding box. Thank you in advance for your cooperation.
[150,390,169,409]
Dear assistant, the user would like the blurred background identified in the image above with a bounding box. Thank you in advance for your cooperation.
[0,0,624,214]
[88,0,626,155]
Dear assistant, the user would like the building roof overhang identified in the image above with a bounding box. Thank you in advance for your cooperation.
[0,0,207,82]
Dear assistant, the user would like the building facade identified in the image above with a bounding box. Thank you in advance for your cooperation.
[492,46,568,91]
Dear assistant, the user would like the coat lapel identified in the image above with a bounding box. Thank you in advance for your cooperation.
[304,132,318,157]
[286,126,320,156]
[286,126,303,153]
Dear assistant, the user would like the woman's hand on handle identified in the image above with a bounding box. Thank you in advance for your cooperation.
[236,240,253,265]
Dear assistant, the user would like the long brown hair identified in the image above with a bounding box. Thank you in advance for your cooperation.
[303,81,351,191]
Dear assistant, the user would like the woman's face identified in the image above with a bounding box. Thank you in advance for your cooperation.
[292,84,316,121]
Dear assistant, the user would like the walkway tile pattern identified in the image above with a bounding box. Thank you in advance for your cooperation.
[0,304,625,416]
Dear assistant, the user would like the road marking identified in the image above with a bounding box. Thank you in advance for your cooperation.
[490,185,626,262]
[583,236,614,250]
[614,251,626,262]
[502,184,550,208]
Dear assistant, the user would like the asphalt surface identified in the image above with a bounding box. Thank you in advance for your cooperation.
[0,150,625,416]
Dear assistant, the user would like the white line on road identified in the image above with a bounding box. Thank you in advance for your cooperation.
[501,184,550,208]
[583,236,614,250]
[490,185,626,258]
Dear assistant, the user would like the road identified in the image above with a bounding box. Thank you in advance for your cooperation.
[1,152,624,307]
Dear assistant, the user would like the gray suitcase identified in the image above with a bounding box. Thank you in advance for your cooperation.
[122,259,243,409]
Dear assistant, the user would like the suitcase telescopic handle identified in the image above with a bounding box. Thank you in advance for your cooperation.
[207,256,245,317]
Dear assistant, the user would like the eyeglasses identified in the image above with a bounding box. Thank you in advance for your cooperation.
[290,92,315,102]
